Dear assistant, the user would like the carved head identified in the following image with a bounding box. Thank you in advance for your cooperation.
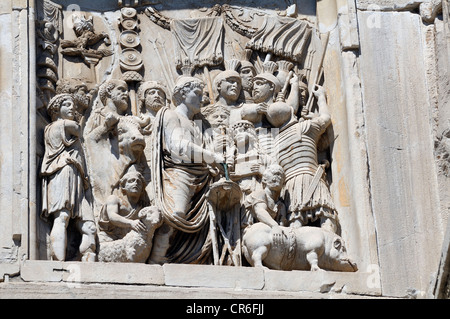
[213,70,242,104]
[99,79,129,115]
[238,61,256,92]
[117,116,145,158]
[56,78,92,113]
[253,61,281,103]
[47,93,77,122]
[137,206,163,230]
[172,76,205,113]
[203,104,230,131]
[261,164,285,192]
[138,81,169,113]
[119,169,145,197]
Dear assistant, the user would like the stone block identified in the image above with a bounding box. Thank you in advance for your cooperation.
[61,262,165,285]
[358,10,443,297]
[21,260,64,282]
[263,269,381,296]
[0,263,20,279]
[163,264,265,290]
[20,260,165,285]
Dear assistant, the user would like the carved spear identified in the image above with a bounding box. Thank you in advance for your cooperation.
[157,32,176,91]
[148,38,174,93]
[305,31,330,113]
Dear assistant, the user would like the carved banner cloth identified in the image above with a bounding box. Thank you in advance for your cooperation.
[171,17,224,70]
[246,16,312,63]
[34,2,359,272]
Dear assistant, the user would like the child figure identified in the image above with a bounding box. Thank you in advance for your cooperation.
[41,93,96,261]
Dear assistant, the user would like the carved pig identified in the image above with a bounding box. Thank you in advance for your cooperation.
[242,223,357,272]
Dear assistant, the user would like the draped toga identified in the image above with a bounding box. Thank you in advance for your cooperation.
[150,107,213,264]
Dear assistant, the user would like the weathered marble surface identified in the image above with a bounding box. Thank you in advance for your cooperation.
[0,0,448,299]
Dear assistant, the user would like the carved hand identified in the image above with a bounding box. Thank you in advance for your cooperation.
[213,135,229,153]
[250,163,263,176]
[256,103,268,114]
[105,112,119,129]
[289,73,299,86]
[203,150,224,165]
[137,114,151,127]
[213,152,225,164]
[130,219,146,233]
[312,84,326,99]
[272,225,286,246]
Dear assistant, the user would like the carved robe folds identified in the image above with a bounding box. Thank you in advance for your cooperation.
[41,119,91,222]
[35,2,356,273]
[171,17,224,71]
[150,107,213,264]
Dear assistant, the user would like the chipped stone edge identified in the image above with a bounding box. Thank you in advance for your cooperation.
[16,260,381,296]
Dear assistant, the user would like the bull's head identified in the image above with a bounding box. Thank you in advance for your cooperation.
[117,116,146,161]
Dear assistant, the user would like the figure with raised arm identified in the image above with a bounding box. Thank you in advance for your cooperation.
[41,93,96,261]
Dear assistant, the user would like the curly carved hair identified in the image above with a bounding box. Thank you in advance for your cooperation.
[46,93,74,121]
[98,79,127,106]
[262,164,285,187]
[171,76,204,106]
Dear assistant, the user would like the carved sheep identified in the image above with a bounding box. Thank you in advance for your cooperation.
[98,206,162,263]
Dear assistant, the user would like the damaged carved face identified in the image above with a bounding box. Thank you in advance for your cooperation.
[111,83,129,114]
[145,88,166,112]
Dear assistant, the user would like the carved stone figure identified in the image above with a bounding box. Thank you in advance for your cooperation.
[268,84,339,233]
[138,81,170,122]
[242,224,357,272]
[40,93,96,261]
[246,164,287,230]
[211,59,243,126]
[203,103,234,174]
[156,76,223,219]
[34,3,357,273]
[60,14,112,66]
[97,169,162,263]
[86,79,129,140]
[61,15,110,50]
[137,80,170,203]
[85,79,146,207]
[56,78,96,118]
[229,121,268,228]
[88,116,146,205]
[241,61,300,129]
[149,76,224,264]
[241,61,281,128]
[238,51,257,103]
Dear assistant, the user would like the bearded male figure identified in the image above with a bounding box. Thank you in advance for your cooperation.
[137,81,170,204]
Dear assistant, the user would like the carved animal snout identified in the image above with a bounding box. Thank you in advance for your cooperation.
[117,117,146,154]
